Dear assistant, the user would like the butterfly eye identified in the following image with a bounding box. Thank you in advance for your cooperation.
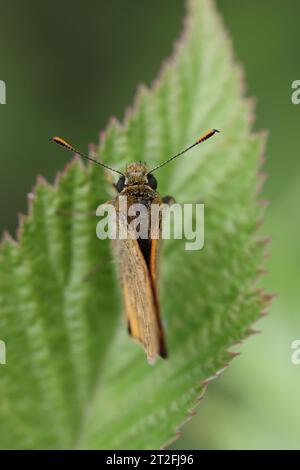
[147,174,157,190]
[116,176,126,192]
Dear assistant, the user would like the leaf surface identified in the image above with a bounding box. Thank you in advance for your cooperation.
[0,0,268,449]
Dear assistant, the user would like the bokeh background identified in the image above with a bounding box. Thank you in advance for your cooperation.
[1,0,299,449]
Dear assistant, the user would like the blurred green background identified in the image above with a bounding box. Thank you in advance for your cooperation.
[1,0,299,449]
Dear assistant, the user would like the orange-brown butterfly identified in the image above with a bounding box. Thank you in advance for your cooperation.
[50,129,219,362]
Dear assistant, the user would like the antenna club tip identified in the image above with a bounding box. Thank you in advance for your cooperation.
[213,129,220,133]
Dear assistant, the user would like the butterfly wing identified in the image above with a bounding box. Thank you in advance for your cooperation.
[114,211,167,362]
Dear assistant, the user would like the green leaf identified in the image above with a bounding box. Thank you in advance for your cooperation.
[0,0,268,449]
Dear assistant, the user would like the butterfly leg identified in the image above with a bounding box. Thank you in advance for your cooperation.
[162,195,176,205]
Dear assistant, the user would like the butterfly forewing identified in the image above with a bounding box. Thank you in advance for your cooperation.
[113,196,167,362]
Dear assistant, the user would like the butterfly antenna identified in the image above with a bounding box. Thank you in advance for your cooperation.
[49,136,125,176]
[147,129,220,175]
